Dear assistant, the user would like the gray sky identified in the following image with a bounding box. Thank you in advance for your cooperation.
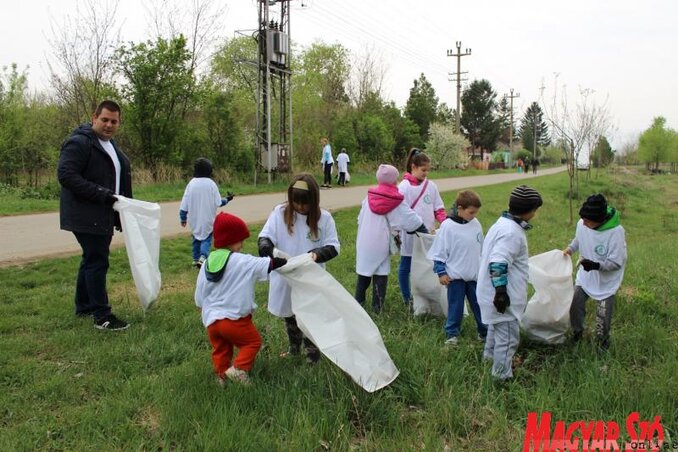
[1,0,676,150]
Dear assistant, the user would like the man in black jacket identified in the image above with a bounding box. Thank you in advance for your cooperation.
[58,100,133,331]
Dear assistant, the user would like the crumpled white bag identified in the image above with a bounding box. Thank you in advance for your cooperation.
[411,233,447,317]
[113,196,162,310]
[275,252,399,392]
[522,249,574,344]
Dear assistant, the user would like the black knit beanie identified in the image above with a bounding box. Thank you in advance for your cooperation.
[194,158,213,178]
[579,194,608,222]
[508,185,543,215]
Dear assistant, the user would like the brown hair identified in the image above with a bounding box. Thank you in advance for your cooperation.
[283,173,321,238]
[405,148,430,173]
[455,190,482,209]
[94,100,121,117]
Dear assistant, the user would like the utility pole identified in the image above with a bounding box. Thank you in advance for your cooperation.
[504,88,520,152]
[255,0,292,184]
[446,41,471,134]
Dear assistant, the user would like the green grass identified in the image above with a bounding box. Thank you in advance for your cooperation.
[1,167,676,450]
[0,166,513,216]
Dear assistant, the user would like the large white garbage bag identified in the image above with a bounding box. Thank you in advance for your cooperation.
[275,252,399,392]
[522,249,573,344]
[113,196,162,310]
[411,233,447,317]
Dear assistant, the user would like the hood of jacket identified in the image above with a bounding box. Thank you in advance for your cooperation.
[596,207,621,232]
[367,183,404,215]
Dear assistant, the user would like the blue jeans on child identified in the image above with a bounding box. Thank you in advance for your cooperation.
[445,280,487,339]
[192,233,213,261]
[398,256,412,303]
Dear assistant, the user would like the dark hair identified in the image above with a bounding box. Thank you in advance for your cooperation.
[94,100,121,117]
[284,173,321,238]
[455,190,482,209]
[193,158,213,178]
[405,148,430,173]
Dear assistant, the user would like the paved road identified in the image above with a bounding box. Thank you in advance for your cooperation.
[0,167,564,267]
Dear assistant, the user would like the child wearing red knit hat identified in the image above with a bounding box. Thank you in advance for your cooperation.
[195,212,286,385]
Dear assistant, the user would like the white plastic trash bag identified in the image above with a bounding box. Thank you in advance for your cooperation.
[275,252,399,392]
[522,249,573,344]
[113,196,162,310]
[411,233,447,317]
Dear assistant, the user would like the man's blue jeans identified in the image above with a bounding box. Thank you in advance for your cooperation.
[445,280,487,339]
[73,232,113,321]
[192,233,213,261]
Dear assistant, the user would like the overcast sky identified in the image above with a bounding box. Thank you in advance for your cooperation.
[1,0,676,150]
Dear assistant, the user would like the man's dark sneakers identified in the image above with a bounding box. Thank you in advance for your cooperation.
[94,314,129,331]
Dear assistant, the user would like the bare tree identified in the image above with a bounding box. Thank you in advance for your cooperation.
[143,0,227,74]
[542,76,613,223]
[47,0,121,125]
[347,45,386,110]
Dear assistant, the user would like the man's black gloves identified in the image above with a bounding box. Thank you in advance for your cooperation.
[269,257,287,273]
[493,285,510,314]
[226,191,235,202]
[105,192,118,205]
[580,259,601,272]
[309,245,338,263]
[258,237,274,258]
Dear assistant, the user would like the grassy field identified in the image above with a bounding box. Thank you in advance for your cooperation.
[1,168,676,450]
[0,166,511,216]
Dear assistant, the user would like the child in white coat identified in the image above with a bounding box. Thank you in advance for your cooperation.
[179,158,234,268]
[428,190,486,345]
[195,212,287,385]
[398,148,447,306]
[477,185,543,380]
[257,173,340,363]
[563,194,627,350]
[355,164,426,313]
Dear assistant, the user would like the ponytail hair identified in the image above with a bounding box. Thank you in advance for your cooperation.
[405,148,430,173]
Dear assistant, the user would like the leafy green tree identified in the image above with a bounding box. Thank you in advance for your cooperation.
[117,35,196,179]
[637,117,671,170]
[292,42,350,166]
[0,64,29,185]
[405,73,438,142]
[518,102,550,156]
[460,79,501,158]
[496,96,512,147]
[435,103,455,126]
[591,135,614,168]
[383,101,420,165]
[425,122,469,170]
[356,114,394,163]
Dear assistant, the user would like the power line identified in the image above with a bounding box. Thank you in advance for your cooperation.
[447,41,471,134]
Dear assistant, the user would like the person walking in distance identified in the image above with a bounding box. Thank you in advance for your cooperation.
[320,137,334,188]
[58,100,132,331]
[336,148,350,186]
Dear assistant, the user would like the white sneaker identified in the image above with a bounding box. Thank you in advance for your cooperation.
[225,366,251,385]
[444,337,459,346]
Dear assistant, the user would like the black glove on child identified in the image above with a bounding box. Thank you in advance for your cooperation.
[226,191,235,202]
[269,257,287,272]
[580,259,601,272]
[258,237,274,258]
[493,285,510,314]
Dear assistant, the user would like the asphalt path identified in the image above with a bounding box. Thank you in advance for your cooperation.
[0,167,565,267]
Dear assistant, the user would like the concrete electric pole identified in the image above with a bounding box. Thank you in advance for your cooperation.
[446,42,471,135]
[504,88,520,152]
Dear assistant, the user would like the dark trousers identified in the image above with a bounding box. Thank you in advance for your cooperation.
[569,285,615,347]
[73,232,113,321]
[283,316,320,362]
[338,172,346,186]
[355,274,388,313]
[323,163,333,186]
[445,280,487,338]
